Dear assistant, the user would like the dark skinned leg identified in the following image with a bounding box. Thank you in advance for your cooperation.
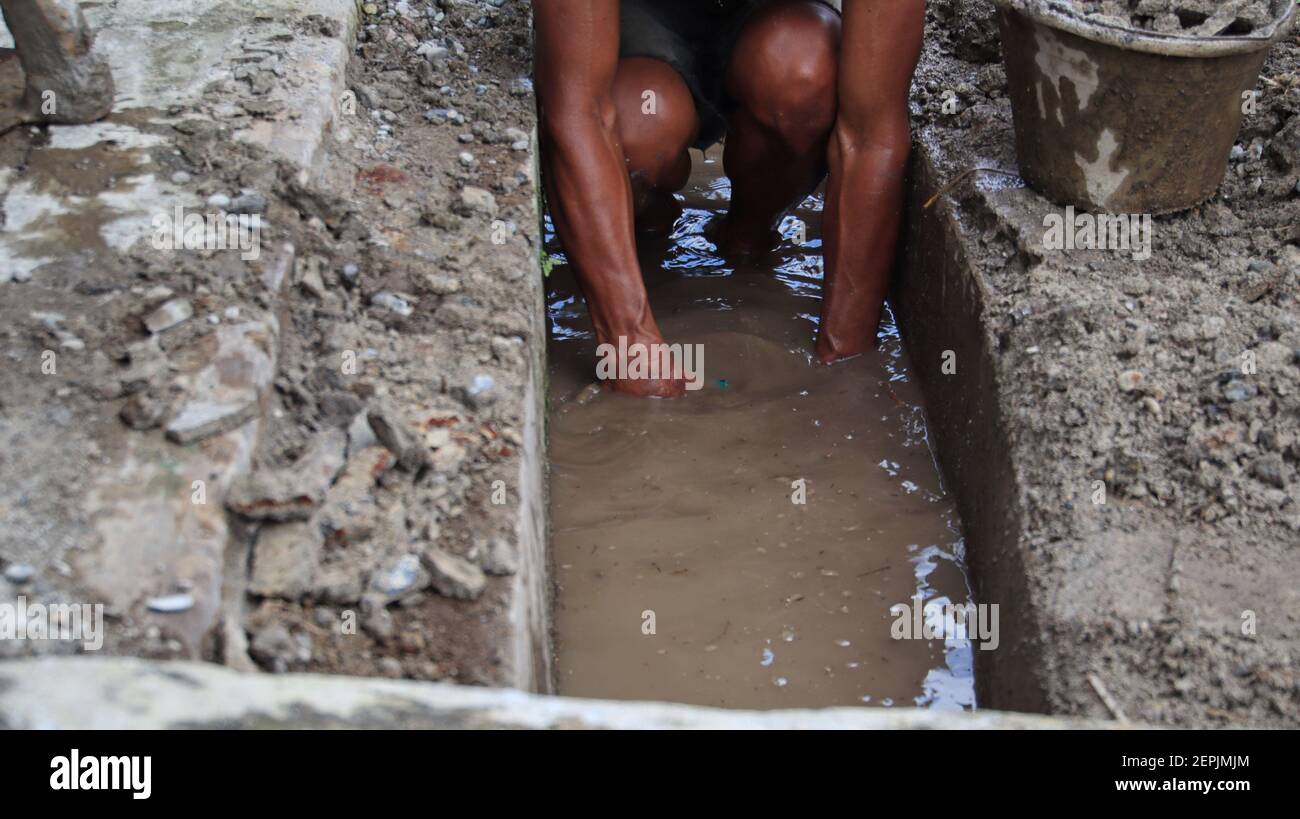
[612,56,699,237]
[718,0,841,258]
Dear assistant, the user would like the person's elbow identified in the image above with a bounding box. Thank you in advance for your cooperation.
[831,105,912,169]
[538,93,619,144]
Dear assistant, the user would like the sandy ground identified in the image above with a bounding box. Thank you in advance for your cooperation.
[920,0,1299,725]
[0,0,549,688]
[231,0,546,684]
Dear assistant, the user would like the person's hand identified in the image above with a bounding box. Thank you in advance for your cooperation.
[814,332,867,365]
[597,328,688,398]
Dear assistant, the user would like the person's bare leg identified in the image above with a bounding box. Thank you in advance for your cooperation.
[718,0,840,258]
[0,0,115,131]
[612,56,698,238]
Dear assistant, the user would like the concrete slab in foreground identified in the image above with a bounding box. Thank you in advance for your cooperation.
[0,657,1113,729]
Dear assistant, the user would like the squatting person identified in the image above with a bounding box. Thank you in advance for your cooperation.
[535,0,925,396]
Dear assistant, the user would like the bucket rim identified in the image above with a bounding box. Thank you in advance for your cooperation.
[993,0,1298,57]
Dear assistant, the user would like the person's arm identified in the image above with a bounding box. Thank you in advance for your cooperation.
[816,0,925,363]
[534,0,684,397]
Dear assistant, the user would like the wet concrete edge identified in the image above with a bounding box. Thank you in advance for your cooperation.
[894,149,1052,713]
[510,126,553,693]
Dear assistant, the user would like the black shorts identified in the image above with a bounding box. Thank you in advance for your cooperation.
[618,0,837,149]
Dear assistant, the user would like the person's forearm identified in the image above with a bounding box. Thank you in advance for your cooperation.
[819,0,923,363]
[533,1,683,398]
[533,0,659,349]
[540,107,657,346]
[818,118,911,362]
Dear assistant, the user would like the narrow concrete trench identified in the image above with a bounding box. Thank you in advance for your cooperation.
[3,0,1296,732]
[545,150,979,710]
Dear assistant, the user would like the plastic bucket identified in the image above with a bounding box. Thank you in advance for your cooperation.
[995,0,1297,214]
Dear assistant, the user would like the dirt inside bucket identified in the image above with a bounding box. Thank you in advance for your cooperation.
[1069,0,1281,36]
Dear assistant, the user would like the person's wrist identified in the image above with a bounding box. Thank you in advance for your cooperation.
[593,305,662,348]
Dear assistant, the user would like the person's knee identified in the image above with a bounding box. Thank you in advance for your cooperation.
[727,1,841,151]
[613,57,698,190]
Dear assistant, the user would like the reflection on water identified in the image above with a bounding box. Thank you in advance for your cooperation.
[547,149,976,711]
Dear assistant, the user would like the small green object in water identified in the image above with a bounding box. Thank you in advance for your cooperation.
[540,250,557,278]
[716,378,729,389]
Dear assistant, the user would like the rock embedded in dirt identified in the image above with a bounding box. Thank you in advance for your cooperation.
[475,537,518,577]
[230,191,269,215]
[1252,453,1289,488]
[312,565,366,606]
[1117,370,1145,392]
[249,520,325,599]
[370,290,415,317]
[421,548,486,600]
[146,593,195,613]
[299,264,328,299]
[1255,340,1297,372]
[456,185,497,217]
[363,608,395,642]
[364,553,429,609]
[165,320,277,444]
[119,389,170,431]
[319,391,365,428]
[418,42,450,68]
[143,299,193,334]
[352,83,383,111]
[1268,116,1300,172]
[367,403,430,471]
[346,412,380,456]
[3,563,36,585]
[424,272,461,295]
[227,428,348,521]
[458,373,497,409]
[1220,378,1258,402]
[249,623,296,671]
[317,446,394,547]
[504,126,530,150]
[118,338,168,395]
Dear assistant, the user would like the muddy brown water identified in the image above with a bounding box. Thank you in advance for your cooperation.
[546,150,976,710]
